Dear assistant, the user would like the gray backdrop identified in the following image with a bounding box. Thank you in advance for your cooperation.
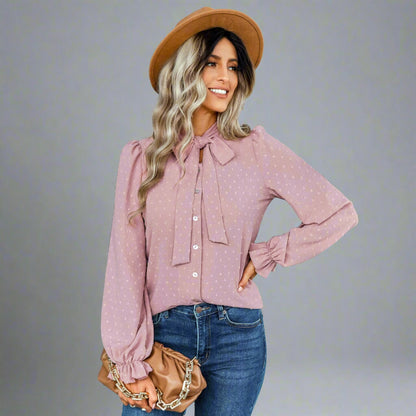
[1,1,415,415]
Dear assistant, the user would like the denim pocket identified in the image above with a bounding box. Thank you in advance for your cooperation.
[224,307,263,328]
[152,310,170,326]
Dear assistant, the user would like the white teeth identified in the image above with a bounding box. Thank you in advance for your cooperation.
[209,88,227,95]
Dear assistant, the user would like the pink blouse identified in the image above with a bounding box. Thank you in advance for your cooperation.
[101,123,358,383]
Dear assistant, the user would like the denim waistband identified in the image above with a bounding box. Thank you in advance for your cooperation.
[162,303,229,318]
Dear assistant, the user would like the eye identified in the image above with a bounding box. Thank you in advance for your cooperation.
[206,61,216,67]
[229,65,239,71]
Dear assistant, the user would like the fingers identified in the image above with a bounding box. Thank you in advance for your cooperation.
[238,260,257,292]
[124,395,151,413]
[117,389,139,408]
[134,378,156,412]
[137,399,152,413]
[117,391,129,406]
[120,377,157,413]
[146,382,158,410]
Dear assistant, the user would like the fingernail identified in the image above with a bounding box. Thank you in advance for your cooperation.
[152,403,155,409]
[238,286,243,292]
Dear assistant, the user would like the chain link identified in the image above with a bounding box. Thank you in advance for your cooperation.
[156,358,195,410]
[108,356,196,410]
[108,360,150,401]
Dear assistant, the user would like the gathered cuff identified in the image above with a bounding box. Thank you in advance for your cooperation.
[249,234,289,278]
[108,360,153,384]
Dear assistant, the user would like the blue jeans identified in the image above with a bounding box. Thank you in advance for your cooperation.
[122,303,266,416]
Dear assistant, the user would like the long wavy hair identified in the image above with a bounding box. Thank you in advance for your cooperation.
[130,27,255,221]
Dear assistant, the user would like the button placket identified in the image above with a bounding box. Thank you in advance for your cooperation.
[191,162,203,280]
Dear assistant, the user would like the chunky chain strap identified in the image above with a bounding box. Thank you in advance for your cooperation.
[156,358,195,410]
[107,357,196,410]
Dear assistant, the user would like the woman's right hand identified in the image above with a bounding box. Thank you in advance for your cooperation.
[117,376,157,413]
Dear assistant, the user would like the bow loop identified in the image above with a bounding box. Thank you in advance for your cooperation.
[194,134,214,149]
[210,138,235,165]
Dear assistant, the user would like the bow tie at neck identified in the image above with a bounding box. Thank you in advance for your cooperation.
[171,123,235,266]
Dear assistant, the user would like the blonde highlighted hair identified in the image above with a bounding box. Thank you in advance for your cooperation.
[130,28,255,221]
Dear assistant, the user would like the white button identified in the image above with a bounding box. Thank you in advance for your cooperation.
[193,216,199,221]
[193,244,199,250]
[195,189,200,194]
[192,272,198,277]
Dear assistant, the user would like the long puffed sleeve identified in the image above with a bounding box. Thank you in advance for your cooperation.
[249,126,358,277]
[101,140,153,383]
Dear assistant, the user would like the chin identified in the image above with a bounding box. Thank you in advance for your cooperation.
[215,107,228,113]
[212,103,230,113]
[201,99,232,115]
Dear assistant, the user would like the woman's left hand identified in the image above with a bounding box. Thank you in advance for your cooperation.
[238,260,257,292]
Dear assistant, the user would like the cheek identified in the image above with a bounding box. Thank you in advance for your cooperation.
[201,69,212,87]
[230,75,239,93]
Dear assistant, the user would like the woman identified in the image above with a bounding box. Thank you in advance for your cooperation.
[101,7,358,415]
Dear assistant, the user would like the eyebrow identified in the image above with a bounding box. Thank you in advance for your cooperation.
[209,54,238,63]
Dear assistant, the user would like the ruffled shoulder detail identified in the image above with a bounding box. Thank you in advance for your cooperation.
[247,125,266,143]
[249,125,283,152]
[121,136,153,158]
[250,125,266,134]
[118,136,154,184]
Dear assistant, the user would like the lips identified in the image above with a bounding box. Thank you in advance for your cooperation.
[209,88,229,98]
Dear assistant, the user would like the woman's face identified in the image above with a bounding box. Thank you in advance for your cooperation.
[199,37,239,115]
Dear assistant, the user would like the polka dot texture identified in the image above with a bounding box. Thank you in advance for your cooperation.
[101,125,358,382]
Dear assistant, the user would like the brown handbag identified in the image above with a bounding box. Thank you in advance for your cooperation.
[98,342,207,412]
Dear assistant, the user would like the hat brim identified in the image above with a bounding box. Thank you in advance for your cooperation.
[149,9,263,92]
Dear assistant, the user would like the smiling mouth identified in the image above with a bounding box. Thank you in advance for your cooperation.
[209,88,228,96]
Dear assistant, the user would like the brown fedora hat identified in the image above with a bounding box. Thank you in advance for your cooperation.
[149,7,263,92]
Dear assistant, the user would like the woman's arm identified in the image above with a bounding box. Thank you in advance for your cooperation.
[101,140,154,383]
[249,127,358,277]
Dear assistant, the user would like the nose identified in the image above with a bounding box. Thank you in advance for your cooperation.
[217,64,229,82]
